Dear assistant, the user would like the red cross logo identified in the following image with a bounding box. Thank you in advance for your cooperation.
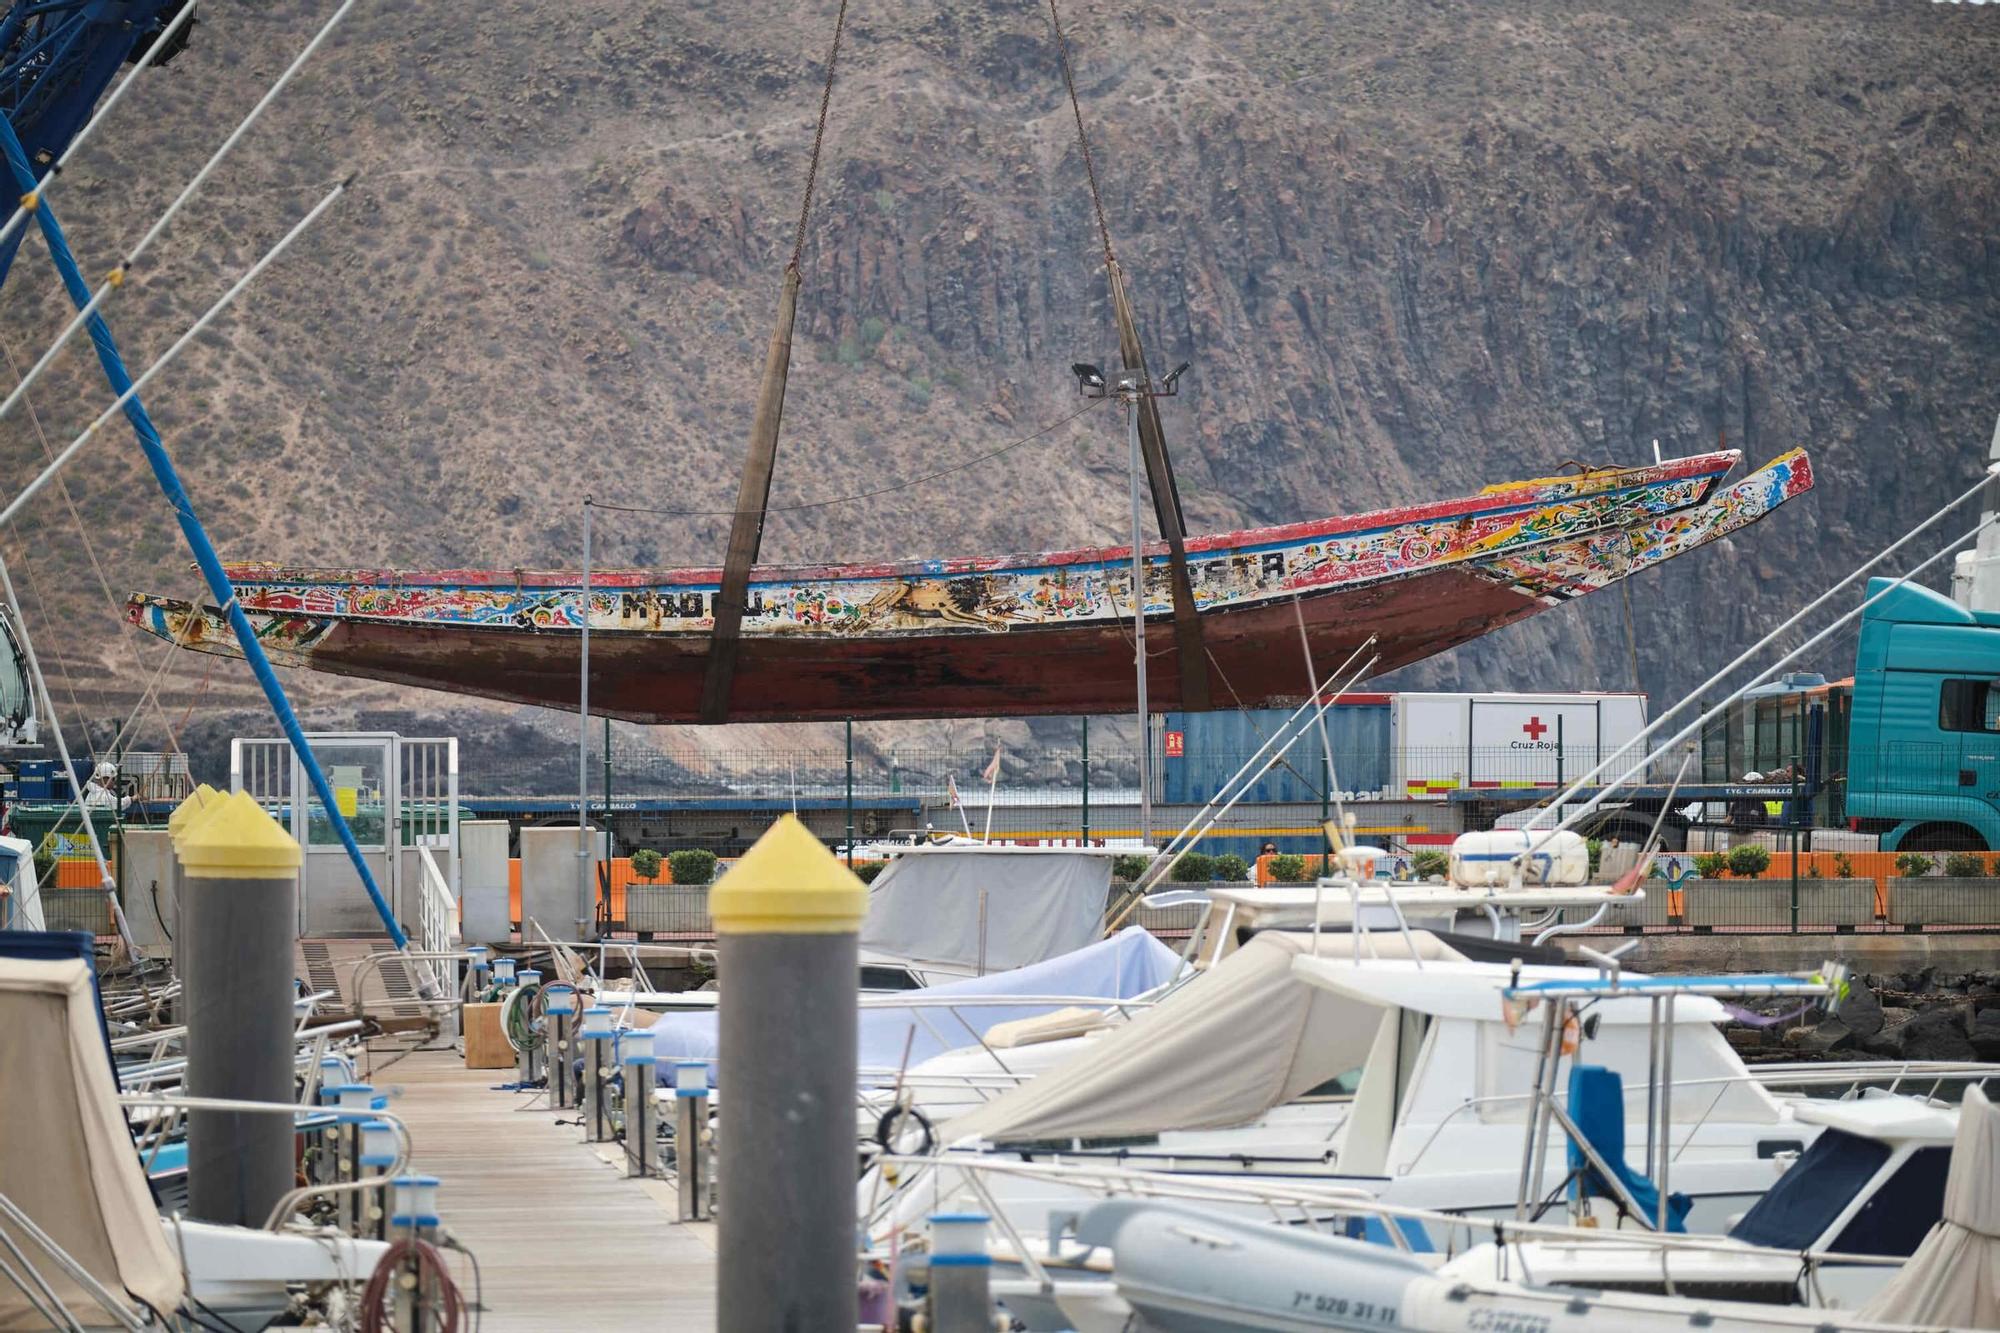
[1522,716,1548,741]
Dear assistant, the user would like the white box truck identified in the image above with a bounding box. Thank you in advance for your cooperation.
[1393,692,1648,799]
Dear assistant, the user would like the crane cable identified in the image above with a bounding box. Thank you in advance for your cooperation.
[1046,0,1117,271]
[789,0,851,271]
[0,336,189,753]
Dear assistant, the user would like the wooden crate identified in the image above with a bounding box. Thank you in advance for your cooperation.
[463,1002,515,1069]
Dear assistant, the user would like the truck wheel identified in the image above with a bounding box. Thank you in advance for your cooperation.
[1899,822,1987,852]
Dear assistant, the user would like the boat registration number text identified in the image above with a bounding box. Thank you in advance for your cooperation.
[1289,1291,1398,1324]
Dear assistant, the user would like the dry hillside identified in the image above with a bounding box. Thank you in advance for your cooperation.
[0,0,1995,782]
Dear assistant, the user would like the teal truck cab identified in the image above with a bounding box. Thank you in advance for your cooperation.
[1844,576,2000,850]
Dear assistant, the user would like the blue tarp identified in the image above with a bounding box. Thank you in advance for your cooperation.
[645,926,1183,1088]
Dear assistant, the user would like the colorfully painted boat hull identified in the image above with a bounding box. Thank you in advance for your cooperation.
[126,449,1810,723]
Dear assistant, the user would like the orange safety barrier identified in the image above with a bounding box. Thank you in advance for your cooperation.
[54,859,106,889]
[494,855,870,928]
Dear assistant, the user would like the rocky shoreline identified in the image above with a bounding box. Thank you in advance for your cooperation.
[1726,969,2000,1065]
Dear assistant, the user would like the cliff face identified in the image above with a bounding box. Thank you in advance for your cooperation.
[0,0,1996,765]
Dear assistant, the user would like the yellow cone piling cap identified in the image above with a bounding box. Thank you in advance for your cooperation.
[167,783,220,844]
[173,785,233,853]
[176,790,301,879]
[708,814,866,935]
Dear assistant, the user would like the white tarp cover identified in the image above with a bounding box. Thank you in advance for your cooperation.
[942,931,1467,1146]
[1859,1082,2000,1329]
[858,848,1113,970]
[646,926,1181,1086]
[0,957,183,1328]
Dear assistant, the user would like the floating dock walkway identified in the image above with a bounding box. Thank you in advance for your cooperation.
[387,1049,716,1332]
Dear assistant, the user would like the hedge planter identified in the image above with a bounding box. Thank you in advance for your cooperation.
[1886,877,2000,930]
[1616,886,1675,930]
[1684,878,1876,930]
[1683,879,1794,930]
[625,884,713,938]
[40,888,111,935]
[1795,879,1878,929]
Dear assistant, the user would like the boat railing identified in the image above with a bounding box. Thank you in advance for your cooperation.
[112,1092,414,1231]
[867,1152,1906,1290]
[126,1026,368,1161]
[1392,1059,1994,1179]
[345,948,482,1018]
[0,1189,147,1331]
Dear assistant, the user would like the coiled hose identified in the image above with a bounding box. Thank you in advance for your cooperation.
[358,1238,465,1332]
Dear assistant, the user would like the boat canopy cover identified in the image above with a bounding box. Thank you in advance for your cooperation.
[0,957,183,1326]
[646,925,1180,1083]
[859,847,1115,971]
[1859,1082,2000,1328]
[943,931,1467,1147]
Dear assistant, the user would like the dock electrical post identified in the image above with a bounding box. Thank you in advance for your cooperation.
[581,1006,614,1143]
[712,815,866,1332]
[673,1061,711,1221]
[544,982,578,1109]
[177,791,301,1227]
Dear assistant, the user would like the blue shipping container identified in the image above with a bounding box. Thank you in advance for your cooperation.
[1160,704,1391,805]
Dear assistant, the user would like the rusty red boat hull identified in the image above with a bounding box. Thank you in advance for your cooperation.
[127,449,1812,723]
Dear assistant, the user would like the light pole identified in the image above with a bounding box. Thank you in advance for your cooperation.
[577,498,593,939]
[1072,359,1189,852]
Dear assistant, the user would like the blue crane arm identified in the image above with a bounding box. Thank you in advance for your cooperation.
[0,0,194,287]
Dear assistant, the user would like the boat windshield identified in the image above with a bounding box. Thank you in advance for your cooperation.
[1728,1129,1888,1251]
[1830,1146,1950,1257]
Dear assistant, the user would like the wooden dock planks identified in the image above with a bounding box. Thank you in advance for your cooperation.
[383,1049,715,1332]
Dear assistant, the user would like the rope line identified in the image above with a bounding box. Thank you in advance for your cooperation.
[587,397,1104,517]
[1046,0,1117,270]
[0,335,186,752]
[790,0,852,271]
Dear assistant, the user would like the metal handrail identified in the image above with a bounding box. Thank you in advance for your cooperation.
[413,845,460,999]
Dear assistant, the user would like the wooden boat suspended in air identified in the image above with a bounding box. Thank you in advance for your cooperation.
[125,447,1811,723]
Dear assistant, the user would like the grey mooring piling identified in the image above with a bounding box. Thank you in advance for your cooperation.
[713,814,867,1332]
[177,790,302,1227]
[165,784,219,1028]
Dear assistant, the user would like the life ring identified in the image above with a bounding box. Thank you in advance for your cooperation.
[874,1104,935,1157]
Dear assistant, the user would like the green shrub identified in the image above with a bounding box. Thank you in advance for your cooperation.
[1269,853,1309,883]
[1943,852,1988,878]
[668,848,719,886]
[1586,838,1603,877]
[1726,844,1772,878]
[1895,851,1936,878]
[854,861,885,884]
[1111,853,1152,884]
[1831,852,1856,879]
[1213,853,1250,883]
[1693,852,1728,879]
[1170,852,1217,883]
[1411,850,1450,881]
[628,848,663,881]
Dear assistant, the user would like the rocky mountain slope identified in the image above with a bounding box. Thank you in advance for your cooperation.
[0,0,1995,782]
